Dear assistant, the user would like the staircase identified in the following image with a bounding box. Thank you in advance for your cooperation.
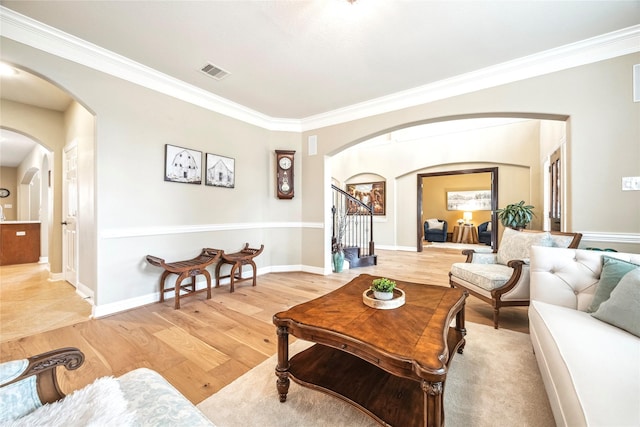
[331,184,377,268]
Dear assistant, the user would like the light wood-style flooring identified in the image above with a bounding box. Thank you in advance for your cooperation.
[0,248,528,405]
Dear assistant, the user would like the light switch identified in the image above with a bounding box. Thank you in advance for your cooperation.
[3,204,11,208]
[622,176,640,191]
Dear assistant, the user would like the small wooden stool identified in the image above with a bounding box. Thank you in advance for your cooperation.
[146,248,222,309]
[215,243,264,292]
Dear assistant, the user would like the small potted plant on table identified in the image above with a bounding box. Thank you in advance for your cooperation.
[371,278,397,300]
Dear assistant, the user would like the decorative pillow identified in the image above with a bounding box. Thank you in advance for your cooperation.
[8,376,135,427]
[426,219,443,230]
[496,228,552,265]
[591,268,640,337]
[486,222,492,232]
[588,256,640,313]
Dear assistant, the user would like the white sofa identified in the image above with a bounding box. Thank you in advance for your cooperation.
[529,246,640,427]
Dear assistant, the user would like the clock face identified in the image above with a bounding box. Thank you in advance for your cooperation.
[279,157,292,170]
[0,188,9,198]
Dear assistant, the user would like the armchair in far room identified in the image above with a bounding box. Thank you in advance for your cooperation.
[478,221,492,245]
[424,219,448,242]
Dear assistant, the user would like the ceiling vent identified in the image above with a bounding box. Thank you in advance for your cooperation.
[200,63,230,80]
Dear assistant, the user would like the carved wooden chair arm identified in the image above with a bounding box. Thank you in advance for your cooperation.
[491,259,527,299]
[461,249,476,263]
[1,347,84,405]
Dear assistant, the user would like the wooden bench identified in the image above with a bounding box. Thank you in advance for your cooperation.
[215,243,264,292]
[146,248,223,309]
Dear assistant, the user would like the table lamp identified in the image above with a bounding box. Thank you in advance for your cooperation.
[463,211,473,225]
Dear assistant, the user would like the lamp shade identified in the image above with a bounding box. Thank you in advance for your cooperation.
[463,211,473,223]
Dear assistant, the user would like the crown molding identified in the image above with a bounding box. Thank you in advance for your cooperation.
[0,6,301,132]
[300,24,640,131]
[1,6,638,133]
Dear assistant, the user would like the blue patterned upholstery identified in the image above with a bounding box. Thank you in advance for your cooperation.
[0,359,43,423]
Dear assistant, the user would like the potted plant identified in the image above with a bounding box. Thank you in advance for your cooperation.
[371,278,397,300]
[496,200,535,229]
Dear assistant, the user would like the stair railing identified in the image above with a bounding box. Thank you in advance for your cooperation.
[331,184,375,257]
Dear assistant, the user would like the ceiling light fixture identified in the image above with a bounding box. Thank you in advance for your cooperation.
[0,63,17,77]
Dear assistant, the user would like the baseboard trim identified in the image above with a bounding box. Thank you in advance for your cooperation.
[92,264,324,318]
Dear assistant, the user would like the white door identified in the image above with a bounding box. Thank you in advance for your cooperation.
[62,143,79,287]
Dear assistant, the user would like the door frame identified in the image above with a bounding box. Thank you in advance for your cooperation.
[417,167,498,252]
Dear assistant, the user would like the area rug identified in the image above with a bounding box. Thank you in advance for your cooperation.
[197,322,554,427]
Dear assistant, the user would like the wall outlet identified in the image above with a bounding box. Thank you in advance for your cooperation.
[622,176,640,191]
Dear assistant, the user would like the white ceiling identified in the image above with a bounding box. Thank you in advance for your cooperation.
[0,129,38,168]
[2,0,639,119]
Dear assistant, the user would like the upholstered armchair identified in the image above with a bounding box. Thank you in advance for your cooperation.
[424,219,448,242]
[477,221,492,245]
[449,228,582,329]
[0,347,214,425]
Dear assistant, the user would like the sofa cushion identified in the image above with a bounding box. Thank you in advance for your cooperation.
[450,263,513,291]
[592,268,640,337]
[496,228,552,265]
[529,300,640,427]
[588,256,640,313]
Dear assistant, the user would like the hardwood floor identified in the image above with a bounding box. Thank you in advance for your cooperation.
[0,249,528,405]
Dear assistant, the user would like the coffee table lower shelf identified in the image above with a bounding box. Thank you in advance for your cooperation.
[287,343,439,427]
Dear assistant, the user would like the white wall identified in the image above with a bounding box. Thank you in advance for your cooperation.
[303,53,640,261]
[1,37,638,316]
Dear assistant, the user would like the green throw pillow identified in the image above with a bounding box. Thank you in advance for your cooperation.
[591,268,640,337]
[588,256,640,313]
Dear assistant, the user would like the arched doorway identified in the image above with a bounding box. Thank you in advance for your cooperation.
[329,115,567,257]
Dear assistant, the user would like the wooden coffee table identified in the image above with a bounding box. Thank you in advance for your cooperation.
[273,274,467,427]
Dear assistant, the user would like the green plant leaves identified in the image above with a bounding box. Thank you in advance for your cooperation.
[496,200,535,228]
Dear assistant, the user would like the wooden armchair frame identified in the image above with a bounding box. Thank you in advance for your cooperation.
[1,347,84,405]
[449,230,582,328]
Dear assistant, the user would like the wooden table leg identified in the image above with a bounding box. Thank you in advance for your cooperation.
[456,298,467,354]
[276,326,290,402]
[422,381,444,427]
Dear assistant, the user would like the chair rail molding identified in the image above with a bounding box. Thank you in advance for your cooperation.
[99,221,323,240]
[580,231,640,244]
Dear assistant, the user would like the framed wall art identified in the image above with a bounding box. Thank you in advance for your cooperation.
[164,144,202,184]
[345,181,386,215]
[447,189,491,211]
[205,153,235,188]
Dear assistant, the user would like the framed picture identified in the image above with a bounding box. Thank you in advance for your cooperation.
[447,189,491,211]
[205,153,235,188]
[345,181,386,215]
[164,144,202,184]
